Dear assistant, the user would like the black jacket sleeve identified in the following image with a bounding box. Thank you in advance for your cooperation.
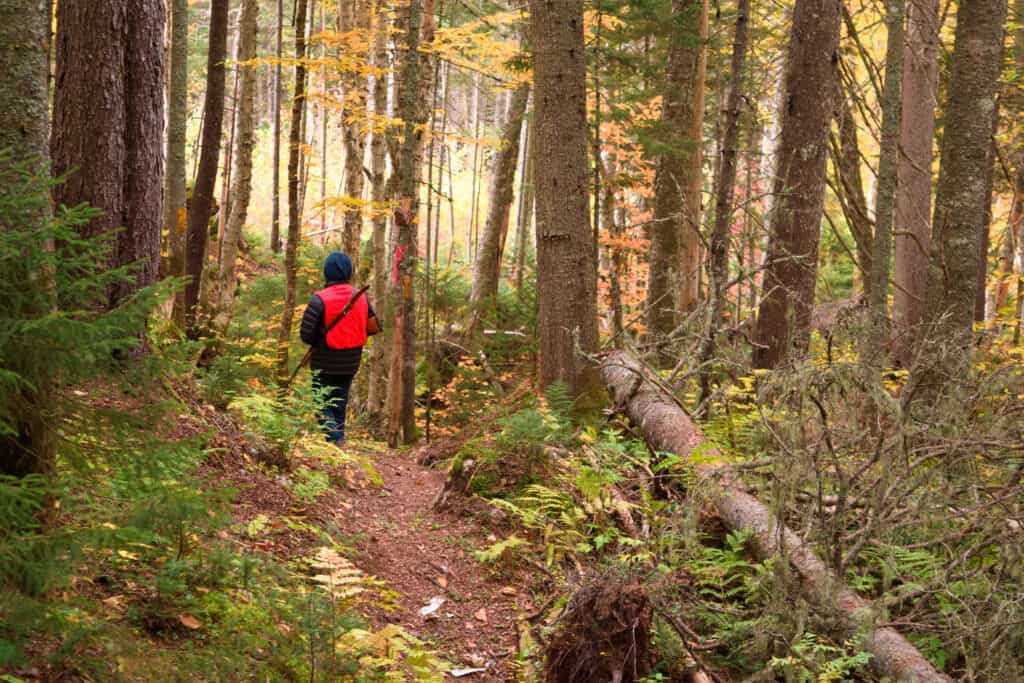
[300,294,325,346]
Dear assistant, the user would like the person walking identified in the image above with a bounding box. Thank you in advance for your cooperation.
[299,252,380,445]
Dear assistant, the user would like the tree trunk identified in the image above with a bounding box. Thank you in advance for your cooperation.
[342,0,371,269]
[529,0,601,407]
[975,119,1000,323]
[467,73,483,266]
[184,0,229,336]
[52,0,165,310]
[0,0,55,477]
[469,83,530,324]
[829,88,873,288]
[698,0,749,403]
[865,0,905,366]
[214,0,259,333]
[995,0,1023,324]
[0,0,48,165]
[217,27,240,264]
[276,0,310,387]
[645,0,708,341]
[908,0,1006,398]
[366,0,391,432]
[387,0,433,445]
[892,0,938,368]
[166,0,189,328]
[515,111,536,297]
[751,0,840,369]
[270,0,284,253]
[600,350,952,683]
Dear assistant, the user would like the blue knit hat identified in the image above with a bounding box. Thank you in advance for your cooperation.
[324,252,353,283]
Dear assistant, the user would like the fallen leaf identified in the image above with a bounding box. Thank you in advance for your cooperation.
[474,608,488,623]
[419,596,446,617]
[499,586,517,596]
[449,668,487,677]
[437,575,448,589]
[178,614,201,630]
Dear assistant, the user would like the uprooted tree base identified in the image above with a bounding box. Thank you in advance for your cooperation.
[544,575,653,683]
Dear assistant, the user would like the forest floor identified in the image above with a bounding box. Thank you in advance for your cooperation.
[217,433,531,681]
[3,376,544,682]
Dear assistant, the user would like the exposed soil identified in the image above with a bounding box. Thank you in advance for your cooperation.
[210,428,537,681]
[336,442,532,680]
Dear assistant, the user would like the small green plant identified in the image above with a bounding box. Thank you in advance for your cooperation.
[228,386,321,456]
[767,632,873,682]
[290,467,330,502]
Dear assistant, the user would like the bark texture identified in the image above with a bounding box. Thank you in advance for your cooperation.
[752,0,840,368]
[276,0,310,387]
[996,0,1023,322]
[0,0,49,165]
[214,0,259,332]
[892,0,938,368]
[341,0,372,269]
[185,0,229,335]
[865,0,905,364]
[0,0,54,477]
[515,113,536,296]
[698,0,749,402]
[387,0,434,444]
[829,90,873,286]
[909,0,1007,394]
[271,0,284,253]
[646,0,708,339]
[165,0,189,327]
[365,0,390,430]
[52,0,165,309]
[469,83,530,322]
[600,351,952,683]
[529,0,601,405]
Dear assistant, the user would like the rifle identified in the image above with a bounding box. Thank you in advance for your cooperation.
[285,284,370,389]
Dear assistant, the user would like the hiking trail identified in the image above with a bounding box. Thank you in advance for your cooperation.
[216,431,534,681]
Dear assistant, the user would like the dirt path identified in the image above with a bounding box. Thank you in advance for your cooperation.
[324,440,532,680]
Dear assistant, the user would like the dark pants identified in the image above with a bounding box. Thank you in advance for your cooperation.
[312,372,354,443]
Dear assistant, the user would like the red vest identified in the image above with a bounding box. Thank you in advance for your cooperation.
[318,284,368,350]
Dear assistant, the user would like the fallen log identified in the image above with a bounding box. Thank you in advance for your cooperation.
[600,350,951,683]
